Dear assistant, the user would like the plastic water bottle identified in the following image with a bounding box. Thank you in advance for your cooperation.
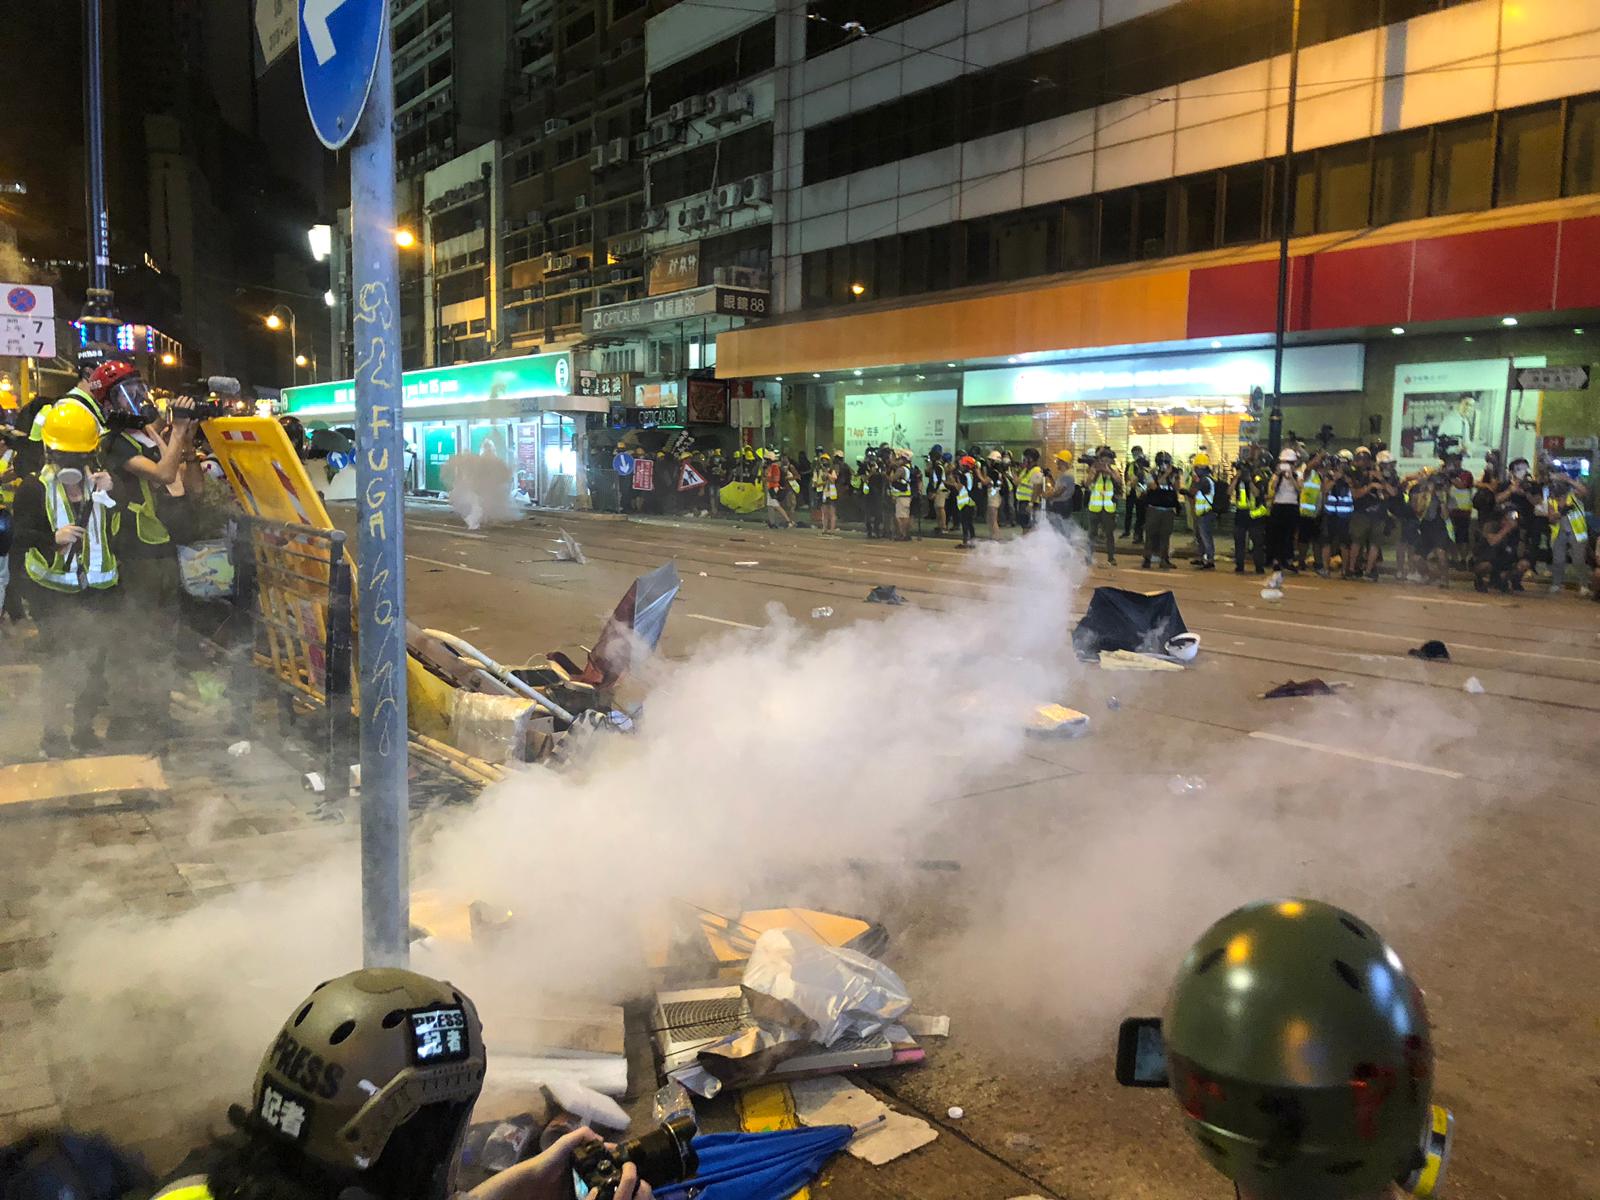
[1167,775,1207,795]
[1106,696,1121,710]
[811,606,834,618]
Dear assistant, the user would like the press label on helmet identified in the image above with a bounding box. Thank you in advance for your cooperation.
[410,1006,471,1063]
[269,1030,346,1099]
[259,1081,313,1141]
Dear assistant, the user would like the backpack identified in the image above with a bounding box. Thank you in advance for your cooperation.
[0,1131,152,1200]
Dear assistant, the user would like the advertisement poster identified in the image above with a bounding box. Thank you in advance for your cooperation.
[423,426,457,492]
[686,377,728,424]
[843,390,957,463]
[649,242,700,295]
[1391,359,1544,476]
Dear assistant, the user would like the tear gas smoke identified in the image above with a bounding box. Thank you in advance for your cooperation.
[37,529,1478,1147]
[446,449,517,530]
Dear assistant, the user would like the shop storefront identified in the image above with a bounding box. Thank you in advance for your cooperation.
[281,351,608,506]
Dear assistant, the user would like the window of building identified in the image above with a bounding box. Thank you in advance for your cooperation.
[1099,192,1134,265]
[805,0,948,58]
[648,19,774,112]
[1061,200,1096,269]
[438,270,484,306]
[564,12,595,48]
[1178,175,1219,254]
[1222,162,1268,245]
[1371,128,1430,224]
[648,125,773,206]
[1316,141,1372,232]
[1430,115,1494,215]
[1496,103,1562,206]
[1564,95,1600,197]
[1135,184,1171,259]
[610,0,646,18]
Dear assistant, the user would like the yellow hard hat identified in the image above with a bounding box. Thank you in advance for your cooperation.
[40,401,102,455]
[1054,448,1075,465]
[1192,452,1211,467]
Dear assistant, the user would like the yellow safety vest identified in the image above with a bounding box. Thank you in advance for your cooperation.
[1552,494,1589,542]
[24,465,119,592]
[1298,473,1322,516]
[1087,476,1116,513]
[1449,483,1473,512]
[1234,479,1253,512]
[891,470,911,498]
[116,433,172,545]
[955,486,973,510]
[0,448,17,505]
[152,1179,211,1200]
[1015,467,1042,504]
[1192,475,1213,515]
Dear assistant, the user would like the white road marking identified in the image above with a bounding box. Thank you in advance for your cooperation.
[409,522,488,539]
[1248,731,1466,779]
[1391,594,1488,608]
[408,554,491,576]
[687,613,761,629]
[1214,613,1589,663]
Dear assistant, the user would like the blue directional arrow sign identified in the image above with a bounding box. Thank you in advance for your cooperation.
[298,0,386,150]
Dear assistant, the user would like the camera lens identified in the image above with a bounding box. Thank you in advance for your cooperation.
[616,1113,698,1188]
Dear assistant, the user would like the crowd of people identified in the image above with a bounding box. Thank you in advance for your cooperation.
[600,434,1596,596]
[0,360,237,755]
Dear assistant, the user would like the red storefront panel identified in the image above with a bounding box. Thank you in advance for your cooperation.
[1186,258,1278,338]
[1553,215,1600,311]
[1300,242,1412,331]
[1409,223,1558,322]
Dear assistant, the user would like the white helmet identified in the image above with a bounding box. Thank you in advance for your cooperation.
[1165,632,1201,662]
[1278,448,1298,463]
[1376,450,1395,465]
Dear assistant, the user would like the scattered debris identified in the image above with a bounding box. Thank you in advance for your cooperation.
[810,606,835,618]
[1105,696,1121,710]
[1165,632,1201,661]
[1073,586,1189,659]
[1027,703,1090,737]
[790,1077,938,1166]
[698,571,709,577]
[1262,679,1352,699]
[1409,640,1451,661]
[735,560,761,567]
[303,771,326,794]
[1464,676,1486,694]
[1167,775,1207,795]
[0,753,168,806]
[227,740,252,756]
[548,529,586,563]
[901,1014,951,1038]
[866,585,906,605]
[739,928,911,1049]
[1260,587,1285,601]
[1098,649,1184,671]
[947,1106,965,1120]
[1268,569,1284,588]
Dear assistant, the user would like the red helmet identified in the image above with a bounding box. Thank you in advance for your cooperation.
[86,359,156,425]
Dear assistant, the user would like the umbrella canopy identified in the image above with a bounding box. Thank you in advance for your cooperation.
[309,427,353,455]
[573,560,682,688]
[1071,586,1188,659]
[653,1126,854,1200]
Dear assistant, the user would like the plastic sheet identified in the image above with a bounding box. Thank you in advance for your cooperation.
[740,929,912,1048]
[177,539,234,598]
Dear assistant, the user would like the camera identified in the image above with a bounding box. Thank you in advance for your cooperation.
[1435,434,1461,461]
[570,1114,697,1200]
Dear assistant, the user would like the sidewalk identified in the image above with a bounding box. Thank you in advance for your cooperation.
[0,664,359,1170]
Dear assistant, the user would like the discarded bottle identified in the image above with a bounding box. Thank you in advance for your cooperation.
[1105,696,1121,710]
[811,606,834,618]
[1167,775,1207,795]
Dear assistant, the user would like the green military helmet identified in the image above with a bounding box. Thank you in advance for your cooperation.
[1164,899,1437,1200]
[248,969,485,1195]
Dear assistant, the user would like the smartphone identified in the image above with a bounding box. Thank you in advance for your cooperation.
[1115,1017,1169,1087]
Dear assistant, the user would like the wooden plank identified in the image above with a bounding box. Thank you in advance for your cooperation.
[0,755,168,806]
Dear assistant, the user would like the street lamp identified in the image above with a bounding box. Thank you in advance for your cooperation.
[393,228,417,249]
[1268,0,1303,458]
[264,303,299,384]
[160,352,176,366]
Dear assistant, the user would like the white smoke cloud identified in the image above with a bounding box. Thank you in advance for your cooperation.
[446,450,517,530]
[36,528,1477,1151]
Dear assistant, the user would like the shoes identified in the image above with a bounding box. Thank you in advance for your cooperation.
[1255,567,1266,576]
[1191,559,1208,569]
[1202,561,1215,570]
[1140,559,1152,569]
[1316,568,1331,578]
[1549,584,1563,595]
[1510,579,1525,592]
[1581,586,1594,598]
[1474,579,1489,593]
[1107,557,1118,565]
[1161,560,1174,570]
[1234,566,1245,574]
[1366,571,1380,582]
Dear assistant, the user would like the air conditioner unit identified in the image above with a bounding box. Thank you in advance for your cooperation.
[706,88,754,125]
[608,137,629,163]
[715,182,743,212]
[650,118,677,146]
[675,207,697,231]
[526,209,544,225]
[642,206,667,230]
[712,266,767,289]
[573,193,589,210]
[684,94,707,117]
[589,146,607,171]
[609,267,626,282]
[741,172,772,204]
[544,252,575,272]
[543,116,570,135]
[633,132,652,155]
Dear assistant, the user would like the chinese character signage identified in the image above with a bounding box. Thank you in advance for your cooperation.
[578,371,630,398]
[714,288,768,318]
[685,377,728,424]
[648,242,700,296]
[283,352,573,417]
[583,286,771,335]
[632,457,655,490]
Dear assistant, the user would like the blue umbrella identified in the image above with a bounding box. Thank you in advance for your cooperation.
[653,1125,854,1200]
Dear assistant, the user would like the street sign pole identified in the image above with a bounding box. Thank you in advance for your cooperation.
[347,10,409,968]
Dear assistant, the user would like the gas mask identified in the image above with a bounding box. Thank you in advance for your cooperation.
[1401,1104,1454,1197]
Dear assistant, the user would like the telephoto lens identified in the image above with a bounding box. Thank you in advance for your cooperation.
[570,1114,698,1200]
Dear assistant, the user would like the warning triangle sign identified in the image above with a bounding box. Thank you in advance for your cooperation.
[679,462,707,491]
